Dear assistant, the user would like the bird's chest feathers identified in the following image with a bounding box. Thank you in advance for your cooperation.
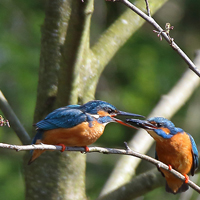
[155,132,193,174]
[42,121,105,146]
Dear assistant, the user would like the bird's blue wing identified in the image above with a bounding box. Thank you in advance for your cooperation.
[36,106,87,130]
[188,134,199,175]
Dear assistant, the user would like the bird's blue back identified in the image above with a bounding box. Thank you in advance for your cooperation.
[35,100,117,131]
[36,105,87,130]
[31,105,88,146]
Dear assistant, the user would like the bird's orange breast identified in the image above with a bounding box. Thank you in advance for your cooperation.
[29,121,106,164]
[156,132,193,174]
[40,121,105,146]
[155,132,193,193]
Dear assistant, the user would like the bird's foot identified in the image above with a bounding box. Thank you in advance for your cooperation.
[57,143,66,152]
[184,174,189,183]
[84,146,89,152]
[81,146,89,153]
[168,165,172,170]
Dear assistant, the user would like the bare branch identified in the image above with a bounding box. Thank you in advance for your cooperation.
[144,0,151,17]
[119,0,200,77]
[0,90,31,144]
[1,142,200,193]
[91,0,167,94]
[153,22,174,41]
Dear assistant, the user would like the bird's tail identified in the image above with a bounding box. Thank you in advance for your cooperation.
[28,129,44,165]
[28,149,46,165]
[165,182,189,194]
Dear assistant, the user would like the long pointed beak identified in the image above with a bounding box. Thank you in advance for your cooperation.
[111,117,139,129]
[109,110,144,129]
[116,110,145,118]
[125,119,158,130]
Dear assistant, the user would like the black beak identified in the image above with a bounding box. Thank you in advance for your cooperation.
[125,119,158,130]
[116,111,145,118]
[110,111,144,129]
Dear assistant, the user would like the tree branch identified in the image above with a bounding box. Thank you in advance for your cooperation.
[144,0,151,17]
[54,2,95,199]
[1,142,199,194]
[88,0,167,99]
[119,0,200,77]
[57,0,94,105]
[0,90,30,144]
[92,0,167,67]
[98,168,164,200]
[34,0,72,122]
[25,2,89,200]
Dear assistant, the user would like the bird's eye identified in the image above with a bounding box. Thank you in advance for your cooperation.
[156,123,162,127]
[105,108,115,114]
[107,108,114,114]
[151,121,162,127]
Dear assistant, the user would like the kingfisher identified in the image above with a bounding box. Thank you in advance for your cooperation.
[126,117,199,194]
[28,100,143,164]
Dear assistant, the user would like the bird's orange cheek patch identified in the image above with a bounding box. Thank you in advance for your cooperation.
[161,127,170,134]
[98,110,110,117]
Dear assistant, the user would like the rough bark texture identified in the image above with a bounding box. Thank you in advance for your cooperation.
[23,1,88,200]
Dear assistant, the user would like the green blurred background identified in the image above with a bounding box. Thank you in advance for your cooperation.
[0,0,200,199]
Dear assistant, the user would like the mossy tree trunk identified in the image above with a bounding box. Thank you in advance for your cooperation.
[24,1,90,199]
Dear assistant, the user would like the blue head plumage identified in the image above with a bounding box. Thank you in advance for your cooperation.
[148,117,184,138]
[82,100,117,115]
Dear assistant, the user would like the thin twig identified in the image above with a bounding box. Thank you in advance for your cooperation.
[0,142,199,193]
[0,91,31,144]
[144,0,151,17]
[118,0,200,77]
[153,22,174,41]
